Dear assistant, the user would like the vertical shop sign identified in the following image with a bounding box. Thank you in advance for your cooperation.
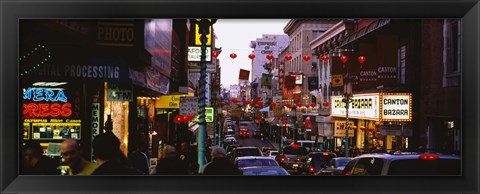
[92,103,100,136]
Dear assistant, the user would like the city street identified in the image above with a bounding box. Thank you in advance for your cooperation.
[232,121,278,150]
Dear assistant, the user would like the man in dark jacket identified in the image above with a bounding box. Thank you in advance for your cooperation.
[155,145,189,175]
[91,132,142,175]
[22,141,60,175]
[200,146,241,175]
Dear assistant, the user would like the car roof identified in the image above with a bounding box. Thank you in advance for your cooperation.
[235,156,275,160]
[236,146,260,149]
[353,153,461,160]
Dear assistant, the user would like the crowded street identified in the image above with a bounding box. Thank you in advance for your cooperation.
[19,18,462,176]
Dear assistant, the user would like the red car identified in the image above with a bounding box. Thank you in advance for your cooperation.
[239,130,250,138]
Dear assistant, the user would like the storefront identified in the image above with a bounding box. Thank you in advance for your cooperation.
[330,93,412,153]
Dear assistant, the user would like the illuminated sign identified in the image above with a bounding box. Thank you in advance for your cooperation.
[381,93,412,121]
[334,120,355,137]
[155,94,193,109]
[92,103,100,136]
[23,88,72,118]
[188,46,211,62]
[195,24,212,46]
[192,107,214,123]
[331,94,380,120]
[23,88,67,102]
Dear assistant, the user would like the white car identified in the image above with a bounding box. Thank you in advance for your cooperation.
[224,136,237,143]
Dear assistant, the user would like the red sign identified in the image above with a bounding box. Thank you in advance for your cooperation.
[23,102,72,118]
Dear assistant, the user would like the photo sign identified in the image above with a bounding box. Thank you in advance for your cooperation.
[381,93,412,121]
[331,94,380,120]
[180,96,198,116]
[188,46,211,62]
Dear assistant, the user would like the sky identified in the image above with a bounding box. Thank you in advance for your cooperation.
[213,19,290,89]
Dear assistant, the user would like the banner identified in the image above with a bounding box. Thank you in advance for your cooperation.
[180,96,199,115]
[239,69,250,80]
[261,73,272,86]
[334,120,355,137]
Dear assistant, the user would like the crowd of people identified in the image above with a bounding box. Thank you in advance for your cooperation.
[21,131,240,176]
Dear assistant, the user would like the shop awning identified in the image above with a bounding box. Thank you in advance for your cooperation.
[340,19,391,47]
[188,123,199,133]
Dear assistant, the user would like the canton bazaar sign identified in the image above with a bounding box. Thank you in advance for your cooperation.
[331,93,412,122]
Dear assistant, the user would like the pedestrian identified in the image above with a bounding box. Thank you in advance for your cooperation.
[21,141,60,175]
[178,142,198,174]
[60,139,98,175]
[91,132,142,175]
[200,146,241,175]
[128,132,149,175]
[155,145,188,175]
[352,146,361,157]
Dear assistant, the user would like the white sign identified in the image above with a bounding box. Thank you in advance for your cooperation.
[188,46,211,62]
[180,96,199,116]
[382,94,411,121]
[334,120,355,137]
[331,94,380,120]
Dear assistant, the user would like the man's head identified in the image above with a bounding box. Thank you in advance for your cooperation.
[92,132,121,161]
[61,139,83,168]
[23,141,43,168]
[211,146,227,160]
[162,145,177,159]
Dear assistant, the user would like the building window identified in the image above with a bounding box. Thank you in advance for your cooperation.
[312,30,325,40]
[443,19,461,87]
[397,45,406,84]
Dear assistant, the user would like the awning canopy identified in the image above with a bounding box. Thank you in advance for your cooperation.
[340,19,391,47]
[188,123,199,133]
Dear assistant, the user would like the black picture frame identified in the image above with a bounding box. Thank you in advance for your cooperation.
[1,0,479,193]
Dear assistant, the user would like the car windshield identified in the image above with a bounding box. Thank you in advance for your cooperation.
[270,152,278,156]
[237,159,278,168]
[242,168,289,176]
[283,147,308,155]
[387,159,461,175]
[236,149,262,157]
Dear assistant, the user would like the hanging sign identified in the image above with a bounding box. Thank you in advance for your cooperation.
[334,120,355,137]
[381,93,412,121]
[331,93,380,120]
[180,96,199,115]
[188,46,212,62]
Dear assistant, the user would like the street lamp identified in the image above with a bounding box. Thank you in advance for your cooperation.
[342,69,353,158]
[193,18,216,173]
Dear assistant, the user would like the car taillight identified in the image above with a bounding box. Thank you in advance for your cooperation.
[322,152,329,156]
[419,154,439,160]
[345,171,351,176]
[309,167,315,172]
[280,156,286,162]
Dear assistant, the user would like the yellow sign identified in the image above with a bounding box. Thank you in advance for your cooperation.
[195,24,212,46]
[332,74,343,87]
[155,94,192,109]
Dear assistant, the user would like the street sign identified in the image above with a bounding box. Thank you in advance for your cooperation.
[192,107,214,123]
[180,96,198,115]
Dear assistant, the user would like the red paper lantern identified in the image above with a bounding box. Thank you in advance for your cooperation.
[270,102,277,107]
[357,56,366,64]
[212,52,219,58]
[296,103,303,107]
[244,100,250,105]
[248,53,255,59]
[303,55,311,61]
[230,53,237,59]
[340,55,348,63]
[323,102,330,107]
[266,54,274,60]
[284,103,291,108]
[231,98,238,103]
[321,55,329,62]
[284,55,292,61]
[257,101,263,106]
[310,103,317,107]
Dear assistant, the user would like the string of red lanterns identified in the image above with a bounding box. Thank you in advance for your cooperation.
[248,53,255,59]
[284,55,292,61]
[303,55,311,61]
[266,54,274,60]
[212,51,219,58]
[230,53,237,59]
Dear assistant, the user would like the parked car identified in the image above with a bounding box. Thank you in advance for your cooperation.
[239,122,249,130]
[261,147,275,155]
[224,137,237,144]
[301,152,337,175]
[240,166,290,176]
[230,147,263,161]
[225,144,242,157]
[315,157,352,176]
[341,152,461,176]
[275,145,309,174]
[234,156,279,169]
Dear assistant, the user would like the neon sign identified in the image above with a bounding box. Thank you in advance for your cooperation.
[23,88,68,102]
[23,103,72,118]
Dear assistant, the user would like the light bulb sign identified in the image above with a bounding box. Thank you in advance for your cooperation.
[381,93,412,121]
[331,94,380,120]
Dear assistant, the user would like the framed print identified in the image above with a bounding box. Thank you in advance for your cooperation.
[1,0,479,194]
